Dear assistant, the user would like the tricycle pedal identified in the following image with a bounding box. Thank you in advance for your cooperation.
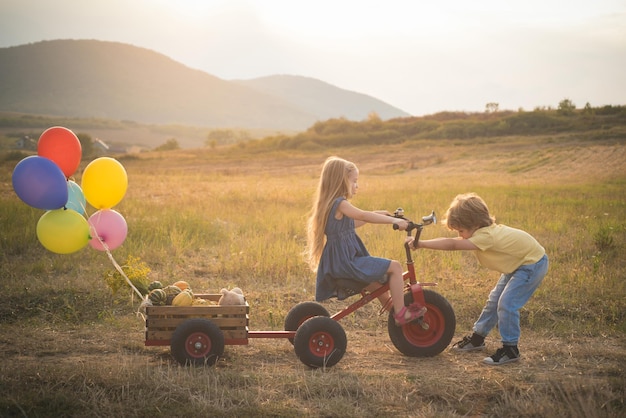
[416,317,429,330]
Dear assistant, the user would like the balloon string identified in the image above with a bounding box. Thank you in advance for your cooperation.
[79,197,144,314]
[92,221,146,320]
[89,222,144,301]
[105,245,145,300]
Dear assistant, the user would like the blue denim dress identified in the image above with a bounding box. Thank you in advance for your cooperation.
[315,197,391,301]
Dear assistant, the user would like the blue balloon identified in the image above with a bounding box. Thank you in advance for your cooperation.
[66,180,87,214]
[12,156,68,210]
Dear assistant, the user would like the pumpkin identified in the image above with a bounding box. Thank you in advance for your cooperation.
[172,289,194,306]
[148,281,163,291]
[163,285,182,305]
[172,280,190,291]
[163,285,182,296]
[148,288,167,306]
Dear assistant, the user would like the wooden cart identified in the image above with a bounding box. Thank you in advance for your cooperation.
[143,212,455,368]
[144,293,347,368]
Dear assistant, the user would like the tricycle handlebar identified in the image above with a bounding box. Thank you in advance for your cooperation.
[392,209,436,233]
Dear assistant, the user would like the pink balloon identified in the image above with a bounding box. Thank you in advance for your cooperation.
[88,209,128,251]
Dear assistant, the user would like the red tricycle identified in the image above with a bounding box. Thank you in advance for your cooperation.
[144,210,456,368]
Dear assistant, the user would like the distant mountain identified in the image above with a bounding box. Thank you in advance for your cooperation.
[233,75,409,122]
[0,40,409,130]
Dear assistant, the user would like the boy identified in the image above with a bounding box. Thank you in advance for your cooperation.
[407,193,548,365]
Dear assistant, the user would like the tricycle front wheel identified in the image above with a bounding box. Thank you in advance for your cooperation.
[387,289,456,357]
[170,318,225,366]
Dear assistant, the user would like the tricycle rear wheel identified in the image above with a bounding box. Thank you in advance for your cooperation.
[170,318,225,366]
[294,316,346,369]
[284,301,330,344]
[387,289,456,357]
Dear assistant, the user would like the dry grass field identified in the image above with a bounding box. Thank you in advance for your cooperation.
[0,134,624,417]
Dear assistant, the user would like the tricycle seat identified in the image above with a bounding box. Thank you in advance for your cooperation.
[335,278,369,300]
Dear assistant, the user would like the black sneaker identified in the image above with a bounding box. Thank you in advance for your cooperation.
[451,335,485,352]
[483,345,520,365]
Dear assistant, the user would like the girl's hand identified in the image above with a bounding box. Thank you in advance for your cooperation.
[406,237,417,250]
[394,219,409,231]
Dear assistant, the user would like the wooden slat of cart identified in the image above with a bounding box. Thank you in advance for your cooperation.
[144,293,249,346]
[146,329,248,342]
[147,317,247,328]
[148,305,248,316]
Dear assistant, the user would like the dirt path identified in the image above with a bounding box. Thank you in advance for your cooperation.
[3,319,623,390]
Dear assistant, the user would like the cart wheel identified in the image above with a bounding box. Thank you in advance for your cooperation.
[294,316,346,369]
[171,318,225,366]
[387,289,456,357]
[284,301,330,344]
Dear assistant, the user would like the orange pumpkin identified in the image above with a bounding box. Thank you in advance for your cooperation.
[172,280,190,291]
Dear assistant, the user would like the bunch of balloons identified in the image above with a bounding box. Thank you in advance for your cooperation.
[11,126,129,254]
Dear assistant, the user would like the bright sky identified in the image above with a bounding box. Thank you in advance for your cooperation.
[1,0,625,116]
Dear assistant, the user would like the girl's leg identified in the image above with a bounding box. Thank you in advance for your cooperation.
[364,281,392,311]
[366,260,423,322]
[387,260,417,320]
[497,255,548,345]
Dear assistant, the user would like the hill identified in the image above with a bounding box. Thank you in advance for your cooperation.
[0,40,408,130]
[233,75,409,121]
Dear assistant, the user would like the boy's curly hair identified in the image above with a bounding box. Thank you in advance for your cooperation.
[443,193,495,231]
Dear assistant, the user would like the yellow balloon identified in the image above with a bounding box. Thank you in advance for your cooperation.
[81,157,128,209]
[37,209,90,254]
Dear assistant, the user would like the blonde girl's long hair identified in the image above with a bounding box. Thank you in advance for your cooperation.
[306,156,357,271]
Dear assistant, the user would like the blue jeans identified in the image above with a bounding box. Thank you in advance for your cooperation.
[473,254,548,345]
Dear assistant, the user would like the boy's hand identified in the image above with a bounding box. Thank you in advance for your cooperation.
[405,237,417,250]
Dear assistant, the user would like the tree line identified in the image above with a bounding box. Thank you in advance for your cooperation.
[246,103,626,151]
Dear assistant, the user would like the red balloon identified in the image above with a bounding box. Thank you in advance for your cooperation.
[37,126,82,178]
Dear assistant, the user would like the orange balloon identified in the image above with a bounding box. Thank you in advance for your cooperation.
[38,126,82,178]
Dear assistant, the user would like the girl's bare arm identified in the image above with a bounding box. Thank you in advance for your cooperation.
[339,200,407,230]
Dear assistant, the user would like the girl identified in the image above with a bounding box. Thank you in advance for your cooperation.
[306,156,427,326]
[407,193,548,365]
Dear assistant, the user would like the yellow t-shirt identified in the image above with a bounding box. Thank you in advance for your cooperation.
[468,224,545,274]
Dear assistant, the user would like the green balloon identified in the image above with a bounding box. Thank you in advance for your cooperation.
[36,209,90,254]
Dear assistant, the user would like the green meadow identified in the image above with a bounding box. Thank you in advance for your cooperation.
[0,133,624,417]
